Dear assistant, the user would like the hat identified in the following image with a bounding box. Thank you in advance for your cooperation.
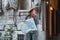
[29,7,36,13]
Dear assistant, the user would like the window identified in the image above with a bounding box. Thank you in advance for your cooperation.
[18,0,27,10]
[0,0,2,16]
[0,0,2,9]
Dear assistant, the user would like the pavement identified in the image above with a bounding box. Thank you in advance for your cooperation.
[48,36,60,40]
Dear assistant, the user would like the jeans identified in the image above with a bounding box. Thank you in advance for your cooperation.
[24,31,38,40]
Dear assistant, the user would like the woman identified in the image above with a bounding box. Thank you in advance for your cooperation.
[25,8,39,25]
[25,8,39,40]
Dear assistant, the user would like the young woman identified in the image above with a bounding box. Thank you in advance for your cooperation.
[25,8,39,40]
[25,8,39,25]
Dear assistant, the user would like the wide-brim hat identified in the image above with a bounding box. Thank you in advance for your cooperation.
[29,7,36,13]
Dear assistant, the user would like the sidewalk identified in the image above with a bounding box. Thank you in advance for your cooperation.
[38,31,46,40]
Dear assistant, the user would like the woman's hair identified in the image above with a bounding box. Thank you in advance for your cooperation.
[29,8,36,13]
[29,8,36,15]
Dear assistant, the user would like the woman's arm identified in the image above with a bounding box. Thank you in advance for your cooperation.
[34,15,39,25]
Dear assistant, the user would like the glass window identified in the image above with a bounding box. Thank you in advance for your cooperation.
[0,0,3,16]
[18,0,27,10]
[0,0,2,9]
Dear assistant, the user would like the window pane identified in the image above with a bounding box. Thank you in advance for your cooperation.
[18,0,27,10]
[0,0,2,9]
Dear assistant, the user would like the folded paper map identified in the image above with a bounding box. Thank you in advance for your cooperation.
[17,18,37,34]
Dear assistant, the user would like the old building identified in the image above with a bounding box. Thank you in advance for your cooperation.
[0,0,46,40]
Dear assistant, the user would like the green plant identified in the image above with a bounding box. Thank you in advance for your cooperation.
[0,33,2,37]
[0,33,2,40]
[4,26,14,40]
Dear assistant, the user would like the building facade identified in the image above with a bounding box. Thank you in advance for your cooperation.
[0,0,46,40]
